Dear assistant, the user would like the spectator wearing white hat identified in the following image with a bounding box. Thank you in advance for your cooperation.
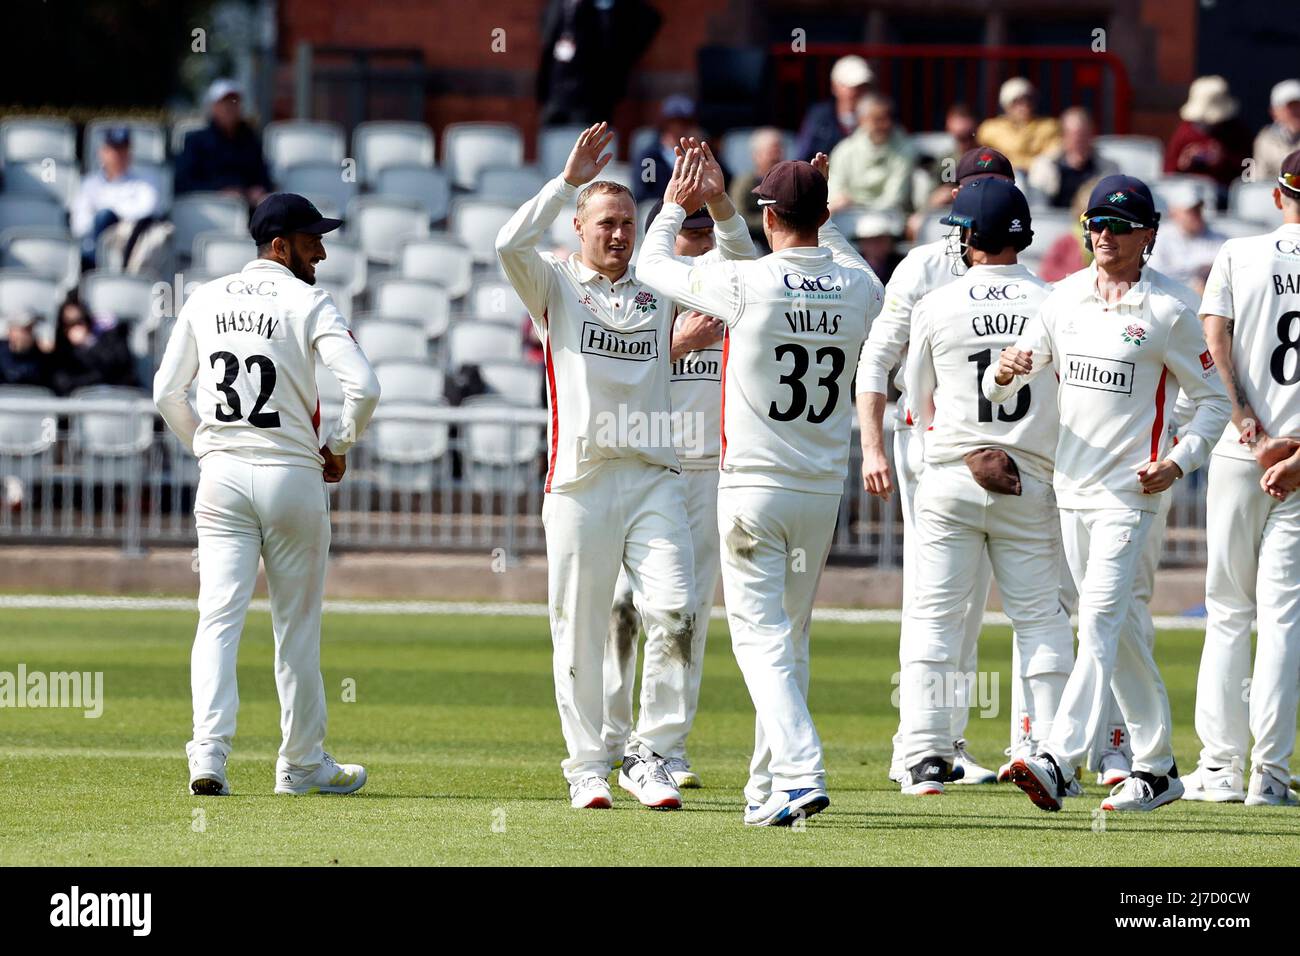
[827,93,917,216]
[1165,75,1253,195]
[793,54,874,161]
[1147,181,1227,295]
[1252,79,1300,183]
[975,77,1060,171]
[174,78,273,208]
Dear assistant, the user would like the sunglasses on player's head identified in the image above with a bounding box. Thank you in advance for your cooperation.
[1280,171,1300,191]
[1083,215,1143,236]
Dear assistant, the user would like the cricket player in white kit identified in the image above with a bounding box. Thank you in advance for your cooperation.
[153,193,380,797]
[638,149,883,826]
[896,178,1074,795]
[495,123,697,811]
[1184,149,1300,807]
[856,148,1019,786]
[603,186,757,789]
[991,175,1230,812]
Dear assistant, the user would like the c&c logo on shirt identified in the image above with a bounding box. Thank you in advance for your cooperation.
[581,321,659,362]
[783,274,841,293]
[968,283,1026,301]
[1064,354,1134,395]
[1275,239,1300,258]
[225,279,278,297]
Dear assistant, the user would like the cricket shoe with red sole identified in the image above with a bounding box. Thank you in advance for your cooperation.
[1010,753,1077,811]
[1101,772,1183,811]
[900,756,949,796]
[569,775,612,809]
[274,753,367,795]
[618,753,682,810]
[1096,749,1132,786]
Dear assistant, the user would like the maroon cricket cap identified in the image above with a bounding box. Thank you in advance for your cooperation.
[752,160,827,218]
[1279,149,1300,196]
[955,147,1015,185]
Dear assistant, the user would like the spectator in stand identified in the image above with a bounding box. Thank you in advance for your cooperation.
[536,0,662,126]
[728,126,785,252]
[174,79,273,208]
[1253,79,1300,183]
[827,93,917,215]
[1038,177,1097,282]
[48,299,137,397]
[976,77,1061,171]
[849,210,906,284]
[909,103,979,237]
[70,127,163,270]
[633,95,700,202]
[1147,181,1227,295]
[0,311,50,388]
[1165,75,1253,202]
[794,55,874,161]
[1029,107,1118,208]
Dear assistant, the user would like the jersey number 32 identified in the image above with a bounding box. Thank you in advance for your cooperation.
[210,351,281,428]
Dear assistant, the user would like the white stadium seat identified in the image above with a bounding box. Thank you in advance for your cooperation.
[373,277,451,338]
[539,125,620,175]
[375,360,445,404]
[372,415,451,491]
[1093,135,1164,184]
[192,232,256,276]
[134,161,174,213]
[263,120,346,178]
[0,117,76,164]
[83,120,167,169]
[0,195,66,232]
[398,236,472,299]
[0,389,56,457]
[0,227,79,292]
[2,160,80,207]
[170,116,207,154]
[373,165,451,223]
[346,196,429,265]
[442,122,524,191]
[70,385,154,484]
[1229,181,1281,224]
[276,161,358,222]
[170,193,247,262]
[475,165,546,206]
[1152,174,1219,214]
[1211,215,1266,238]
[354,121,435,183]
[312,238,367,300]
[478,361,542,407]
[468,278,527,322]
[448,320,521,367]
[721,128,797,178]
[0,269,60,320]
[80,271,156,322]
[356,320,428,366]
[450,199,516,264]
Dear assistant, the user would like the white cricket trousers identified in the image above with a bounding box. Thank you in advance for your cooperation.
[1044,507,1175,776]
[899,462,1074,767]
[1198,454,1300,779]
[890,427,993,769]
[189,453,331,770]
[717,485,839,804]
[543,460,696,784]
[603,467,720,763]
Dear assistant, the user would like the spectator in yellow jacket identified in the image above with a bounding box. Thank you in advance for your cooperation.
[976,77,1060,171]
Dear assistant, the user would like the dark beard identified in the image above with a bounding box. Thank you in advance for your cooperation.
[287,245,316,285]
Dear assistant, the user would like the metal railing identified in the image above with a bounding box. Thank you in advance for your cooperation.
[0,396,1207,565]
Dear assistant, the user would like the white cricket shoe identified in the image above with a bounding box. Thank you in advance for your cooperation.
[951,739,997,784]
[187,744,230,796]
[618,753,682,810]
[1009,753,1076,812]
[1101,773,1183,812]
[569,775,612,809]
[664,756,702,789]
[1181,761,1245,803]
[1245,769,1300,807]
[274,753,367,795]
[900,756,947,796]
[745,787,830,827]
[888,754,905,784]
[998,739,1033,784]
[1096,749,1133,787]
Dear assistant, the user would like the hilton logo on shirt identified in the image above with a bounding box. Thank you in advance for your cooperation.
[672,347,723,381]
[581,321,658,362]
[1064,355,1134,395]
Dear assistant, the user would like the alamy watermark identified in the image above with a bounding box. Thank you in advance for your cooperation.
[0,665,103,718]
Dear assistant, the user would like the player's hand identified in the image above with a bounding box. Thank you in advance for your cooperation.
[1136,458,1181,494]
[665,147,707,211]
[678,137,726,200]
[672,310,725,355]
[321,446,347,483]
[563,122,615,187]
[1261,452,1300,500]
[862,444,894,500]
[994,347,1033,385]
[811,152,829,180]
[1252,435,1299,470]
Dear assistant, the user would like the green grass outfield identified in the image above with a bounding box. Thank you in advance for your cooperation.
[2,605,1298,866]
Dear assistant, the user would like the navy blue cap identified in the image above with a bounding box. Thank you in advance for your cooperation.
[941,176,1033,252]
[646,198,713,232]
[104,127,131,147]
[1084,175,1158,227]
[249,192,342,244]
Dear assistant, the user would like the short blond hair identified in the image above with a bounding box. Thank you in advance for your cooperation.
[576,181,634,220]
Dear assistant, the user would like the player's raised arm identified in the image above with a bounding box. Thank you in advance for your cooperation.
[311,293,380,466]
[637,149,745,325]
[153,309,201,454]
[495,122,615,319]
